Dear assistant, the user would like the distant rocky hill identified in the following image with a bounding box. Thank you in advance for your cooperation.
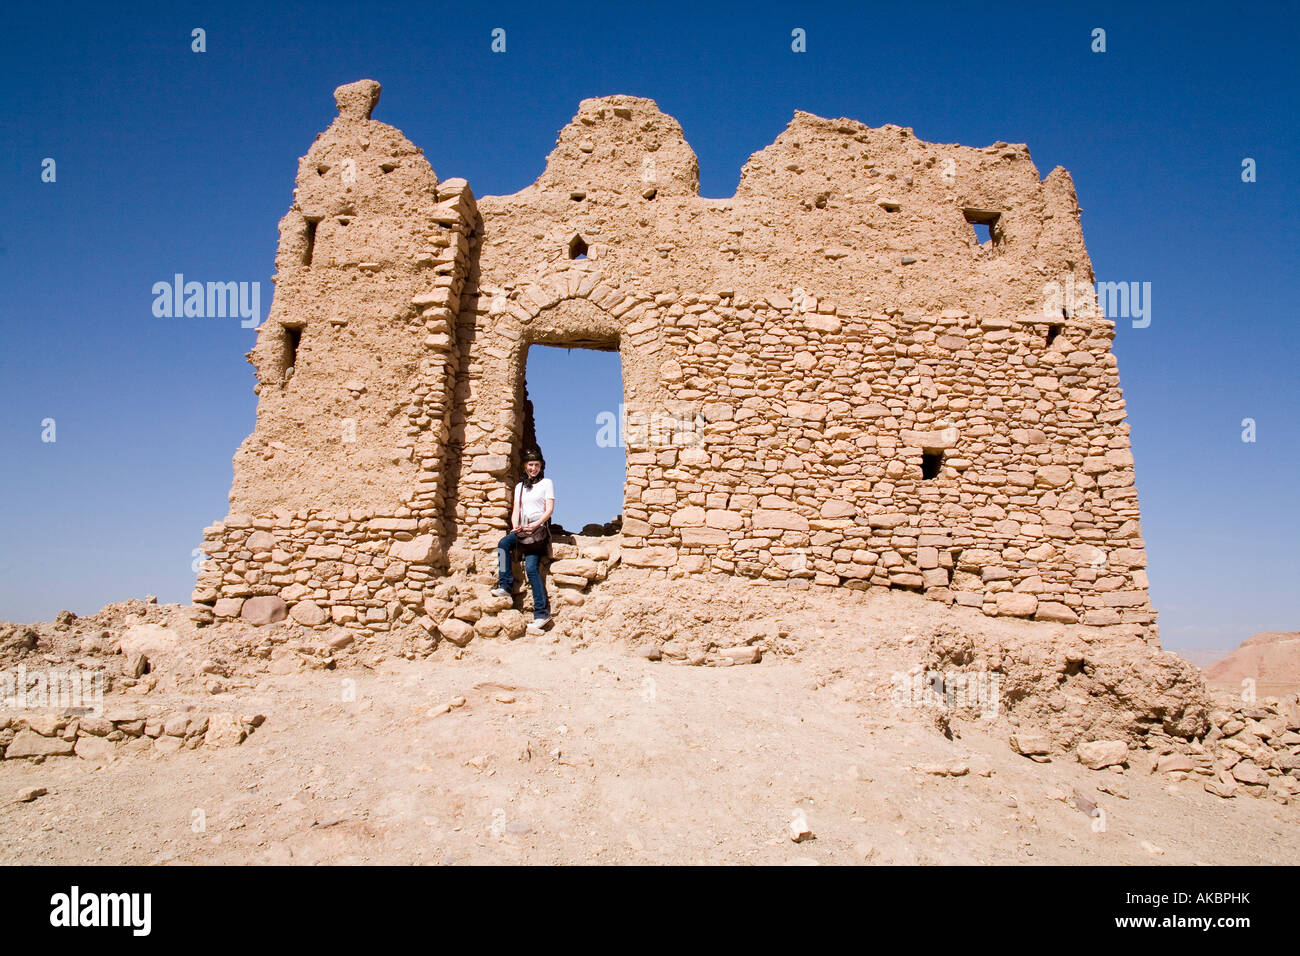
[1205,632,1300,683]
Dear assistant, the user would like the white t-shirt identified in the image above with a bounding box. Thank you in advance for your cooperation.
[516,478,555,524]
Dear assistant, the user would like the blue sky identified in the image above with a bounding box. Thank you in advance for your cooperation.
[1,0,1296,650]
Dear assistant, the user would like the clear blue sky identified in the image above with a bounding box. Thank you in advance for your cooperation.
[1,0,1296,651]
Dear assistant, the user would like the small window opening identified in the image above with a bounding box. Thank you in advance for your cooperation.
[922,451,943,480]
[1046,324,1063,346]
[879,200,901,212]
[642,187,657,201]
[303,218,319,267]
[380,162,396,173]
[569,191,586,201]
[963,208,1002,247]
[282,324,302,381]
[568,235,588,260]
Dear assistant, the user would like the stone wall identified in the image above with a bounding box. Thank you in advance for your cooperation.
[1,710,263,761]
[193,79,1156,639]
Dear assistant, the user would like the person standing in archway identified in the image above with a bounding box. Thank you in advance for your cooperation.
[491,449,554,631]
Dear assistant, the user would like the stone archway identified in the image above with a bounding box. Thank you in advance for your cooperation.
[447,265,671,559]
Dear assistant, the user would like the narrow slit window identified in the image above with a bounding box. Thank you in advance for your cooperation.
[303,218,319,267]
[922,451,943,480]
[282,324,302,381]
[1046,323,1063,346]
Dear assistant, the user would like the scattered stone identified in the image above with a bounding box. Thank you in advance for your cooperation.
[326,630,355,650]
[496,610,528,640]
[1155,753,1195,774]
[918,761,969,777]
[25,715,62,737]
[154,736,184,754]
[717,645,761,664]
[76,717,113,737]
[438,618,475,647]
[5,731,75,758]
[119,623,178,658]
[205,713,247,748]
[1010,733,1051,757]
[1204,777,1237,799]
[16,787,48,803]
[1077,740,1128,770]
[1230,761,1269,786]
[1095,779,1129,799]
[163,715,190,737]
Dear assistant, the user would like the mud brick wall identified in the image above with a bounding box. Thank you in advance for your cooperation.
[193,79,1156,637]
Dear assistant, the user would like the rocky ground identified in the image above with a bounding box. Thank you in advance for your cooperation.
[1,576,1296,866]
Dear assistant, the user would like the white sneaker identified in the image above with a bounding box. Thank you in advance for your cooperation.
[489,587,510,598]
[527,615,552,632]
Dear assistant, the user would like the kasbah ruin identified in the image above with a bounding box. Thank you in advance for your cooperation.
[204,78,1152,632]
[3,80,1297,864]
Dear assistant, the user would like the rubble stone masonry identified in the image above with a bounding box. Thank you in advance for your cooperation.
[194,79,1154,640]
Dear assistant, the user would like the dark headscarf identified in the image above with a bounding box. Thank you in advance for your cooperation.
[521,449,545,489]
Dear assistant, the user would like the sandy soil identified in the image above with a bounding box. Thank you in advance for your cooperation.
[2,585,1295,866]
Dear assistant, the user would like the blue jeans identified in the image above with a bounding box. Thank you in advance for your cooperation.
[496,532,549,618]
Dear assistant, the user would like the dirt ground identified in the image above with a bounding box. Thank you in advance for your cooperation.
[1,583,1295,866]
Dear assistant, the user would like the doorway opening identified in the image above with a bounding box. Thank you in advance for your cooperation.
[521,343,625,537]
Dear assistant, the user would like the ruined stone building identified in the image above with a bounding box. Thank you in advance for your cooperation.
[194,79,1155,640]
